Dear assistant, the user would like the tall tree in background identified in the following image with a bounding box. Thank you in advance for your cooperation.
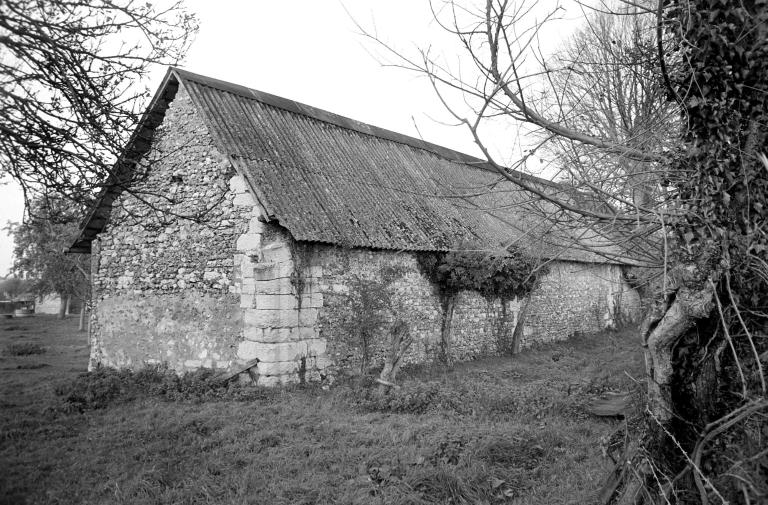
[363,0,767,501]
[9,197,89,320]
[545,8,678,212]
[0,0,197,205]
[0,277,33,300]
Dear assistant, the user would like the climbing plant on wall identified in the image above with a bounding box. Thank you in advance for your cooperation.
[417,244,545,301]
[417,244,546,361]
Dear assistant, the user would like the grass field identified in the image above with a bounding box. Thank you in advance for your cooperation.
[0,315,644,505]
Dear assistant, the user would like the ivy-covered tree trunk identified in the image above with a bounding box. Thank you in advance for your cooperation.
[612,2,768,503]
[640,267,718,424]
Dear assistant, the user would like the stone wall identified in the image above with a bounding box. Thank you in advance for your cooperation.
[88,83,641,385]
[234,227,636,385]
[523,261,641,345]
[89,85,250,371]
[311,246,520,376]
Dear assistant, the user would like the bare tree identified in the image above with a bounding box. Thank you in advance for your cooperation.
[544,7,679,211]
[0,0,197,206]
[359,0,768,502]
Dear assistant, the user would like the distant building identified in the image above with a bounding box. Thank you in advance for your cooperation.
[71,68,641,385]
[35,295,82,316]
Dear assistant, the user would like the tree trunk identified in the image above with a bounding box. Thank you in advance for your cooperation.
[512,295,531,354]
[57,295,67,319]
[377,320,413,393]
[439,295,455,363]
[641,279,716,423]
[607,269,719,504]
[78,304,86,332]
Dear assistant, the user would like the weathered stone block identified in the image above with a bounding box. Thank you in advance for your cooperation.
[238,339,327,363]
[261,243,293,263]
[229,175,248,194]
[232,191,254,206]
[255,294,296,311]
[243,326,263,342]
[308,353,332,370]
[258,361,299,376]
[260,326,317,343]
[257,374,299,386]
[252,262,294,280]
[254,293,323,310]
[243,308,293,328]
[241,277,256,294]
[243,307,319,328]
[254,278,295,295]
[236,340,260,361]
[248,217,266,233]
[236,233,261,252]
[240,293,254,309]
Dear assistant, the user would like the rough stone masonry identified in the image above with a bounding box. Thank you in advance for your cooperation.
[88,84,641,386]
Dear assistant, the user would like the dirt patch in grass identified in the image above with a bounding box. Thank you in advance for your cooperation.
[0,317,644,505]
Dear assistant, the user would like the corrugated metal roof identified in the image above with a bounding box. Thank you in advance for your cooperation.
[173,69,627,262]
[72,67,636,264]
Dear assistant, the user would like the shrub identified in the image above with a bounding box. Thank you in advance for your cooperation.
[355,382,442,414]
[55,364,282,410]
[417,244,545,301]
[56,367,127,410]
[352,381,474,415]
[4,342,46,356]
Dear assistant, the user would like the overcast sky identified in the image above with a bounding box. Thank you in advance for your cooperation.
[0,0,588,276]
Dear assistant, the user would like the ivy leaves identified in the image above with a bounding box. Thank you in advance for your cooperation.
[668,0,768,313]
[417,246,545,301]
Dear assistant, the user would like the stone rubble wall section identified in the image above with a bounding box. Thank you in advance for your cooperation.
[309,245,638,378]
[310,245,522,375]
[523,261,642,345]
[89,86,250,372]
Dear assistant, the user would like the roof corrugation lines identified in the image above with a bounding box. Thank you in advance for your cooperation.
[173,69,624,263]
[72,67,633,263]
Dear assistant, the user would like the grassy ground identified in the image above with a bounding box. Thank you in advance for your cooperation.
[0,315,644,505]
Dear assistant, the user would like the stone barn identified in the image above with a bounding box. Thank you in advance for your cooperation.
[70,68,641,385]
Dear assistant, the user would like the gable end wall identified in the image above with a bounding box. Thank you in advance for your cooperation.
[89,86,253,371]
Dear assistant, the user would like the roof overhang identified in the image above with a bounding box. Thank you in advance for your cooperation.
[67,68,182,253]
